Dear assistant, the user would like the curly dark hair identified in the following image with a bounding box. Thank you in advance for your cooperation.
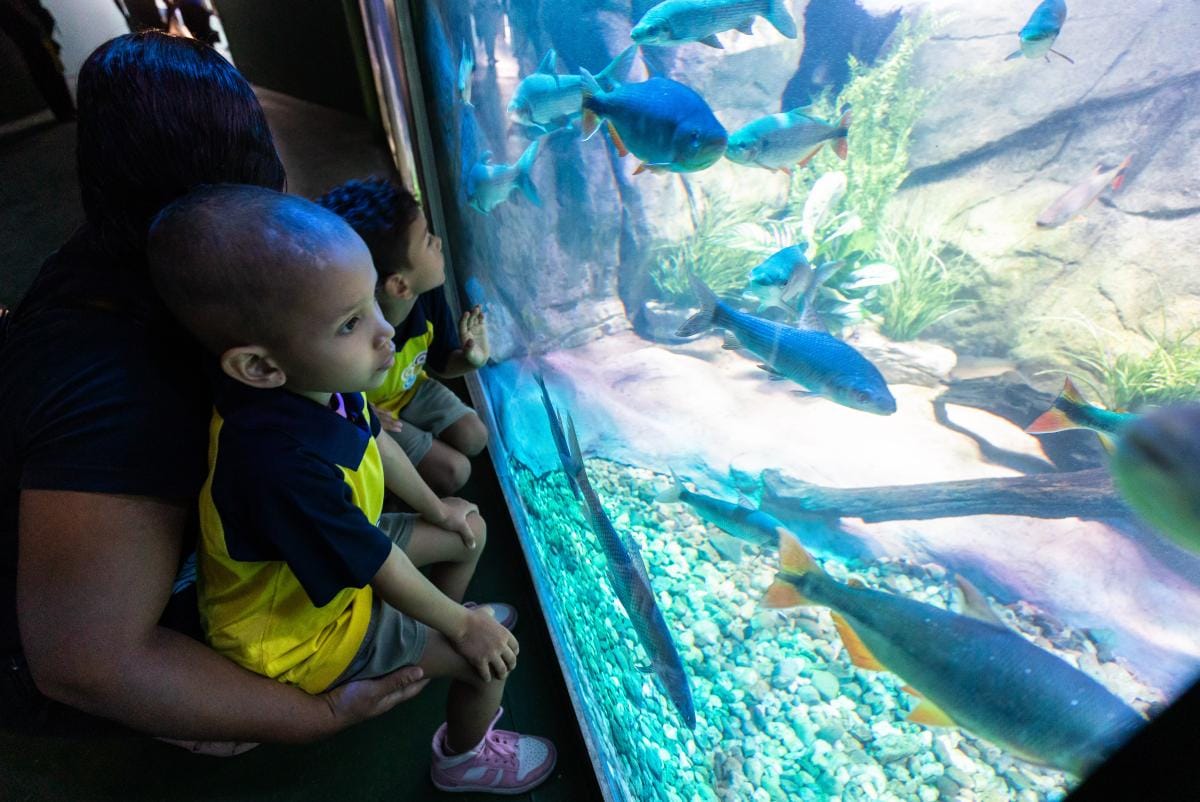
[315,177,421,277]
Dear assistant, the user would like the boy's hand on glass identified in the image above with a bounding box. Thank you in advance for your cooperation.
[430,497,480,549]
[370,404,404,433]
[453,607,519,682]
[459,305,490,368]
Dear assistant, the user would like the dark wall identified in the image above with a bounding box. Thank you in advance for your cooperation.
[0,25,51,123]
[214,0,371,117]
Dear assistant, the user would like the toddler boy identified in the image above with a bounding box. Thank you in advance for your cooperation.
[317,178,488,496]
[146,185,556,793]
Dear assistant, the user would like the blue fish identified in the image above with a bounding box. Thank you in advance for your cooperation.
[631,0,797,49]
[1006,0,1073,63]
[507,47,636,136]
[766,530,1144,775]
[467,140,540,213]
[537,374,697,729]
[580,71,728,174]
[656,470,782,561]
[676,274,896,415]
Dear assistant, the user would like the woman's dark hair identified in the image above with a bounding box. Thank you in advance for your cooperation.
[315,177,421,277]
[76,33,286,257]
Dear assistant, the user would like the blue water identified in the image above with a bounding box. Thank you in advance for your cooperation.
[406,1,1200,799]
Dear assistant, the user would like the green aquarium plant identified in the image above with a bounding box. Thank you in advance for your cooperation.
[870,226,975,341]
[1058,321,1200,412]
[650,189,768,301]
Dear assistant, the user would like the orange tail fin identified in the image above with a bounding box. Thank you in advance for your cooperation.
[1110,154,1134,192]
[1026,378,1085,433]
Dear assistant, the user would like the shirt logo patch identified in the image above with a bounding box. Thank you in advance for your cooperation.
[401,351,428,390]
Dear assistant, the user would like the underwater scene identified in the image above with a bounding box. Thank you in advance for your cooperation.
[405,1,1200,799]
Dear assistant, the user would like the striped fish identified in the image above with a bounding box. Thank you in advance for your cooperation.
[1025,377,1135,452]
[537,374,697,729]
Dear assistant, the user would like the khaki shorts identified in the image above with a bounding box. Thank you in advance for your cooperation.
[329,512,430,686]
[389,378,474,464]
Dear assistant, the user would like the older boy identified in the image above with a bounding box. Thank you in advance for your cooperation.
[317,178,489,495]
[146,185,556,793]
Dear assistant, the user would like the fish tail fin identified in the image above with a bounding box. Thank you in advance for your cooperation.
[764,0,798,38]
[833,108,851,160]
[1025,377,1086,433]
[515,141,541,206]
[762,527,820,608]
[675,274,719,337]
[655,468,684,503]
[1110,154,1134,192]
[597,45,636,91]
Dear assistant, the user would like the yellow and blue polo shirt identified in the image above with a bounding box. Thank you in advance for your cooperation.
[366,289,459,416]
[197,378,392,693]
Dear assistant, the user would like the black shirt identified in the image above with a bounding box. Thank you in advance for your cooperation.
[0,229,211,656]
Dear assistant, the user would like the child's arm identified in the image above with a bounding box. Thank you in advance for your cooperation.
[375,428,479,547]
[371,544,517,681]
[433,305,489,379]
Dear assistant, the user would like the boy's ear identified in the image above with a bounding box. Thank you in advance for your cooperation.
[219,346,287,389]
[381,271,415,301]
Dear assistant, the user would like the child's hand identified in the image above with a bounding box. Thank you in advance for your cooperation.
[370,404,404,433]
[430,497,481,549]
[458,305,490,368]
[453,607,519,681]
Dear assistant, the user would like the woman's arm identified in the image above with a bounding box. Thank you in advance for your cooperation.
[17,489,422,743]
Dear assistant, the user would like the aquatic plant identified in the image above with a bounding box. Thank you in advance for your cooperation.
[650,190,767,301]
[870,226,976,341]
[788,19,931,235]
[1056,320,1200,411]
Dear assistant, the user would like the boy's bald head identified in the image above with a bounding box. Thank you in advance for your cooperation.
[147,184,369,354]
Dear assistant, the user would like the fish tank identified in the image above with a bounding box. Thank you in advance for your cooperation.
[359,1,1200,799]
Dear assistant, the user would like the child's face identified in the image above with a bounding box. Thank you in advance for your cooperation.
[271,237,397,395]
[394,212,445,296]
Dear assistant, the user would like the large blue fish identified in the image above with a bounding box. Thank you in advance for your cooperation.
[656,470,782,561]
[507,47,636,136]
[580,71,727,174]
[536,374,697,729]
[765,529,1145,775]
[467,140,540,213]
[676,274,896,415]
[1006,0,1073,63]
[631,0,798,49]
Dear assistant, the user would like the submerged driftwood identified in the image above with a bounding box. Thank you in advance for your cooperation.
[760,468,1130,523]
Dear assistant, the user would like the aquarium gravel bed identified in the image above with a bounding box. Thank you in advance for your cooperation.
[512,455,1162,802]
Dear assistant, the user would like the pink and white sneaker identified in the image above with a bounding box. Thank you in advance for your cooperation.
[430,707,557,794]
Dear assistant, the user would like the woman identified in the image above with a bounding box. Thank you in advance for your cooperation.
[0,32,423,748]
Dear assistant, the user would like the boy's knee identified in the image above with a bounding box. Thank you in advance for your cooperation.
[419,449,471,495]
[447,413,488,457]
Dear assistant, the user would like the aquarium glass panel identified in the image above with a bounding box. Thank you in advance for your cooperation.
[400,1,1200,799]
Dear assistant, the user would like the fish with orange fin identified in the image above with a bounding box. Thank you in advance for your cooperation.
[579,69,727,174]
[1036,155,1133,228]
[1025,377,1135,452]
[725,106,851,174]
[764,528,1144,775]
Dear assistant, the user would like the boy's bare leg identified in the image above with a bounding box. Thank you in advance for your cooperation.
[405,515,487,602]
[440,412,489,457]
[416,439,473,495]
[420,629,510,752]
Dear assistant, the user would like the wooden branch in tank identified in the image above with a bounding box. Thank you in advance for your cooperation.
[759,468,1130,522]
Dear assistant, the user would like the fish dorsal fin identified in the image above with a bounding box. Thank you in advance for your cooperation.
[698,34,725,49]
[1061,377,1086,405]
[785,105,814,118]
[735,18,755,35]
[537,49,557,74]
[954,576,1006,627]
[722,333,742,351]
[763,579,806,608]
[606,122,629,157]
[757,363,786,380]
[831,612,885,672]
[736,492,756,510]
[907,699,956,727]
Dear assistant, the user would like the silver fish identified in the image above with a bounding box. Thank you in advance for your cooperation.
[656,469,782,561]
[632,0,797,49]
[467,140,541,214]
[726,107,852,173]
[1036,155,1132,228]
[507,47,636,136]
